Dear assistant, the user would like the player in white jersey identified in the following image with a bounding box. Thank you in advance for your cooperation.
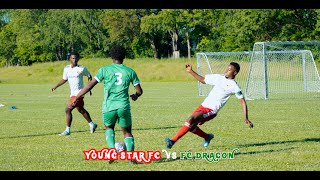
[165,62,253,149]
[51,52,97,136]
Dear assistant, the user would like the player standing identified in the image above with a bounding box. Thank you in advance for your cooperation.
[51,51,97,136]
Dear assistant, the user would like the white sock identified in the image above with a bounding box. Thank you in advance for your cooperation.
[65,126,70,132]
[89,122,94,127]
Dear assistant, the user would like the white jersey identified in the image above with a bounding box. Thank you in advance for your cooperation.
[62,64,91,97]
[201,74,243,113]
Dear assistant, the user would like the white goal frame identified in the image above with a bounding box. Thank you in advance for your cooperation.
[196,41,320,100]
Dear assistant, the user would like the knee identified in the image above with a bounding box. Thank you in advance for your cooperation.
[65,107,71,113]
[188,115,203,125]
[187,117,197,125]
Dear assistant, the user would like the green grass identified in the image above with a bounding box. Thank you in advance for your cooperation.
[0,82,319,171]
[0,58,319,171]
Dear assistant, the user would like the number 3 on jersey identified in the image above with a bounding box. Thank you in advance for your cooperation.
[115,72,122,85]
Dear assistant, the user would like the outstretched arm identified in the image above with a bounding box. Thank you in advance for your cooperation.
[239,98,253,128]
[185,64,205,84]
[51,79,67,92]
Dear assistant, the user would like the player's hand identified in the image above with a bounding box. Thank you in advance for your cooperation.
[185,64,192,72]
[245,119,253,128]
[130,93,138,101]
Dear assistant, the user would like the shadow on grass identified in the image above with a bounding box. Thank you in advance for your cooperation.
[231,138,320,156]
[152,156,182,163]
[237,147,295,155]
[0,126,180,139]
[238,137,320,148]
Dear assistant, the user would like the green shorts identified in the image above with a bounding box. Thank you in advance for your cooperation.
[103,108,132,128]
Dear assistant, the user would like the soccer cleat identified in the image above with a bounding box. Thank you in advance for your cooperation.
[59,130,70,136]
[165,137,174,149]
[203,133,214,148]
[90,123,98,133]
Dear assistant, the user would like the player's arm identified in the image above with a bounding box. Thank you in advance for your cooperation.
[239,98,253,128]
[87,75,93,96]
[71,78,98,107]
[130,84,143,101]
[185,64,205,84]
[51,79,67,92]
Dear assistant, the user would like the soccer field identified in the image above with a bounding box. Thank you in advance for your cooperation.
[0,82,319,171]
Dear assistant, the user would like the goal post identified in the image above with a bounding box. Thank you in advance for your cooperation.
[245,41,320,100]
[196,40,320,100]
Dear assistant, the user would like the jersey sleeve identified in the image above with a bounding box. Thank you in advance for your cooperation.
[82,67,91,78]
[94,67,104,83]
[131,70,140,86]
[234,84,244,99]
[62,67,68,80]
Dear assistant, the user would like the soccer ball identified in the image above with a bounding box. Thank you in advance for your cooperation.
[115,142,126,152]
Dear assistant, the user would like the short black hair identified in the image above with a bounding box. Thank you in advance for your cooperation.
[230,62,240,73]
[69,51,80,58]
[110,45,126,61]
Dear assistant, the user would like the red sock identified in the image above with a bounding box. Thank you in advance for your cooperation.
[191,126,208,139]
[171,121,191,142]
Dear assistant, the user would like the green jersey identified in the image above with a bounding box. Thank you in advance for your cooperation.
[94,63,140,112]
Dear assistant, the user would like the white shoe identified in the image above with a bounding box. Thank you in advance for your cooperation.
[59,130,70,136]
[90,123,98,133]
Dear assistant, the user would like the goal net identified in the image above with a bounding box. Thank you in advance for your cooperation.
[196,41,320,100]
[196,51,251,97]
[246,41,320,100]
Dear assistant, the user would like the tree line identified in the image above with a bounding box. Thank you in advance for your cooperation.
[0,9,319,67]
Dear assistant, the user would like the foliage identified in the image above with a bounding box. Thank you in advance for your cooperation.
[0,9,319,66]
[130,37,154,58]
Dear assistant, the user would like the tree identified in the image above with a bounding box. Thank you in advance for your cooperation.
[101,9,144,59]
[140,12,165,59]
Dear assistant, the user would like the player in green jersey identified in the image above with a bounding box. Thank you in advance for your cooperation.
[70,45,143,154]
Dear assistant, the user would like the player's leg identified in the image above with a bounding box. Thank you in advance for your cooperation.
[191,124,214,148]
[191,108,216,147]
[65,105,73,128]
[103,110,117,148]
[59,97,75,136]
[165,105,216,148]
[118,108,134,151]
[164,106,203,149]
[171,111,203,141]
[104,119,116,164]
[191,112,216,139]
[118,108,137,164]
[75,97,97,133]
